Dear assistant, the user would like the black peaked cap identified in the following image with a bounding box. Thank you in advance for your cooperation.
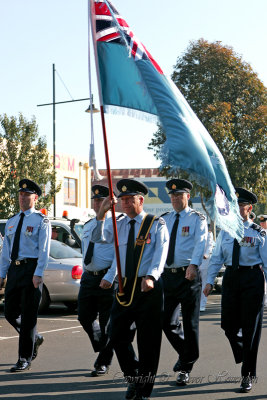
[117,179,148,198]
[19,179,42,196]
[235,187,257,204]
[166,179,193,194]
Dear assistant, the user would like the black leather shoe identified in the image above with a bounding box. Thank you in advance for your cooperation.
[91,365,109,377]
[240,376,252,393]
[125,382,137,399]
[173,358,182,372]
[10,360,31,372]
[176,371,190,386]
[32,336,44,361]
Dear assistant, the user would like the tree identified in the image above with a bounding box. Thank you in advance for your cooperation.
[0,113,60,218]
[148,39,267,208]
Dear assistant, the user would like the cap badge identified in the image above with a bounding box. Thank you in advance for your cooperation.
[122,186,127,192]
[260,217,264,221]
[172,184,176,190]
[95,189,99,195]
[23,183,27,188]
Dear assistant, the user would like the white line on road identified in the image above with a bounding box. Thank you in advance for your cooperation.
[0,325,82,340]
[38,318,79,322]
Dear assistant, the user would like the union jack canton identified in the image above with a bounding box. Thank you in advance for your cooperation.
[93,0,163,74]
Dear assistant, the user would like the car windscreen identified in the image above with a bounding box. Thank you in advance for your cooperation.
[73,223,84,239]
[50,240,82,259]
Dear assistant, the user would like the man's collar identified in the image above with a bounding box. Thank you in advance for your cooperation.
[126,210,145,223]
[176,206,190,217]
[20,207,35,217]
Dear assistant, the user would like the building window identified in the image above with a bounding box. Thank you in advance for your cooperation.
[64,178,77,205]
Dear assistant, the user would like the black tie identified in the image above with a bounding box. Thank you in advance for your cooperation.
[166,213,179,266]
[125,220,136,280]
[84,241,95,266]
[232,239,240,269]
[11,212,25,262]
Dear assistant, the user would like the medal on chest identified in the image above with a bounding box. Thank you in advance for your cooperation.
[240,236,254,247]
[182,226,189,236]
[25,226,34,236]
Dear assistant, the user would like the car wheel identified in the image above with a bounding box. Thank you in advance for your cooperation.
[39,285,51,314]
[63,301,78,312]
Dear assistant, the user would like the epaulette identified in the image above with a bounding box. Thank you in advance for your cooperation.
[35,211,50,223]
[160,212,170,217]
[116,213,125,221]
[190,210,206,220]
[158,216,166,225]
[251,223,266,237]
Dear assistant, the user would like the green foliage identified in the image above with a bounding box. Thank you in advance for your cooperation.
[149,39,267,209]
[0,113,61,217]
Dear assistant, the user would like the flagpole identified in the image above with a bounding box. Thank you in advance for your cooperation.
[88,0,124,295]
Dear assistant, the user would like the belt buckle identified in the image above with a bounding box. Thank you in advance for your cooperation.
[15,260,20,266]
[93,271,99,276]
[171,268,177,273]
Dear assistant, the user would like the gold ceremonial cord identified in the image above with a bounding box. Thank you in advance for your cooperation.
[116,214,156,307]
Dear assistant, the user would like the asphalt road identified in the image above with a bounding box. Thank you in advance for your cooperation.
[0,294,267,400]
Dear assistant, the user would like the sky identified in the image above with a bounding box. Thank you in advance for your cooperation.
[1,0,266,170]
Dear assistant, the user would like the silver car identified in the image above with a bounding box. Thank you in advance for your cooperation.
[39,239,83,312]
[0,240,83,312]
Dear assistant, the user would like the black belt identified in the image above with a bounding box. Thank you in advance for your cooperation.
[11,258,38,266]
[85,268,110,276]
[164,266,188,273]
[226,264,261,269]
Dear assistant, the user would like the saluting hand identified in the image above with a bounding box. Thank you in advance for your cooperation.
[32,275,43,288]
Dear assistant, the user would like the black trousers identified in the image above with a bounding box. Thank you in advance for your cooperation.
[109,278,164,398]
[221,266,264,377]
[162,268,201,372]
[4,260,41,362]
[77,270,115,367]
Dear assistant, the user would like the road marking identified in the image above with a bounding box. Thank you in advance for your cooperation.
[0,325,82,340]
[38,318,79,322]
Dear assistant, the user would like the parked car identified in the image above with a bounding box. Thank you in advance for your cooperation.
[0,217,84,250]
[0,239,83,312]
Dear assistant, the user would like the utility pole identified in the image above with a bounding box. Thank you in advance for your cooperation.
[37,64,99,219]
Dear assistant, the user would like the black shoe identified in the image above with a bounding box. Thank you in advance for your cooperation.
[91,365,109,377]
[173,358,182,372]
[240,376,252,393]
[10,360,31,372]
[176,371,190,386]
[32,336,44,361]
[125,382,137,399]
